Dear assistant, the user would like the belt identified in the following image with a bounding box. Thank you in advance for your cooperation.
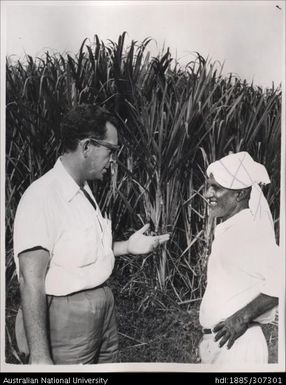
[50,283,107,298]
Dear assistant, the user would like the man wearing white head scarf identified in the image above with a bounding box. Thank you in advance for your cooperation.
[199,152,282,364]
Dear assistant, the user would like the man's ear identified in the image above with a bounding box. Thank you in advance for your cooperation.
[80,139,90,157]
[236,189,249,202]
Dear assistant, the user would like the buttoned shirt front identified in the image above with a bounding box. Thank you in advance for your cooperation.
[13,158,115,296]
[199,209,282,328]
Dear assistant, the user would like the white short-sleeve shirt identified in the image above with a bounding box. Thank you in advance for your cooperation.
[199,209,282,328]
[13,158,115,296]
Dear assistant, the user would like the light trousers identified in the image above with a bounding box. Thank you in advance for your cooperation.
[48,285,118,364]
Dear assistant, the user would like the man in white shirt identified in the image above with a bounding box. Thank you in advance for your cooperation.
[13,104,169,365]
[199,152,281,364]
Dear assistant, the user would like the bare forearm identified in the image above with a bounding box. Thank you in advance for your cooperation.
[20,278,52,363]
[213,293,278,349]
[113,240,128,257]
[237,293,278,324]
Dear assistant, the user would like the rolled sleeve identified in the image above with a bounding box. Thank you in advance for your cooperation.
[13,184,54,271]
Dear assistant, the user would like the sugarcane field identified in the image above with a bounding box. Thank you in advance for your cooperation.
[5,30,281,365]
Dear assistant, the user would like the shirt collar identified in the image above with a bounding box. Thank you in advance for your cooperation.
[53,157,88,202]
[215,208,252,237]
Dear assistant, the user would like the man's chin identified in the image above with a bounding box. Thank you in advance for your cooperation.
[208,207,216,216]
[96,174,109,182]
[87,174,102,182]
[208,209,221,220]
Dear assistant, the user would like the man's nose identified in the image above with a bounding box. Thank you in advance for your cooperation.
[109,155,117,175]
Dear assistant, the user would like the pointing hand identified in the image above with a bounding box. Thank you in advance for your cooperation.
[127,224,170,255]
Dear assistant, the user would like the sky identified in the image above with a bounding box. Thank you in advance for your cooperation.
[2,0,285,88]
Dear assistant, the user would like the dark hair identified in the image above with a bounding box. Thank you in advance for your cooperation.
[61,104,119,152]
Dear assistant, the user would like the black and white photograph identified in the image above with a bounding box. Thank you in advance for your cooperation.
[1,0,285,377]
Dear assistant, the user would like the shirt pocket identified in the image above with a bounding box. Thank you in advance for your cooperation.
[52,224,99,268]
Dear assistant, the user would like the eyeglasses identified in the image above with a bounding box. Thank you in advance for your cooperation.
[87,138,120,154]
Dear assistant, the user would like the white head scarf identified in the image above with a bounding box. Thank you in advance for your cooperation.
[206,152,275,235]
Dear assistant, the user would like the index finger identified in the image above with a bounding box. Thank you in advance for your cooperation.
[153,234,170,244]
[213,321,225,332]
